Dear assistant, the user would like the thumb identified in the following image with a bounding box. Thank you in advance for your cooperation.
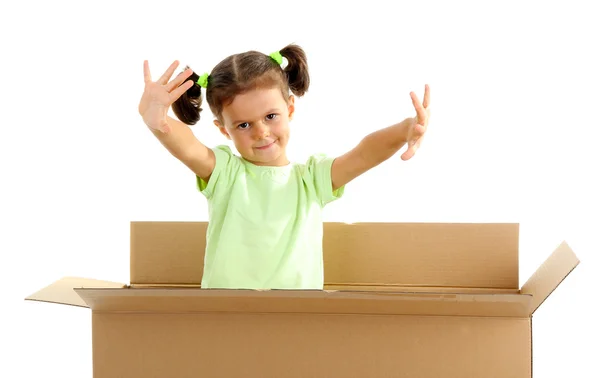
[401,140,418,161]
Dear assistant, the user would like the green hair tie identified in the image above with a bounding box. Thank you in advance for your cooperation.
[196,72,209,88]
[269,51,283,65]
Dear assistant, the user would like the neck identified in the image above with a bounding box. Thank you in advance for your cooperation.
[244,154,290,167]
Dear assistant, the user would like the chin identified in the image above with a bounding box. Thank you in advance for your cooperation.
[250,147,287,166]
[255,152,280,164]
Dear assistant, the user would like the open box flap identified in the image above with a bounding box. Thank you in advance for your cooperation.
[130,221,520,289]
[520,241,580,315]
[25,277,126,308]
[75,287,533,318]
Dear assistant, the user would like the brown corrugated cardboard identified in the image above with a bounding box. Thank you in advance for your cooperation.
[520,241,580,314]
[25,221,579,378]
[76,287,533,317]
[91,313,531,378]
[130,221,520,288]
[25,276,125,308]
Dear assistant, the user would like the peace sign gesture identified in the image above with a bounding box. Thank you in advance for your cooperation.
[401,84,431,161]
[138,60,194,133]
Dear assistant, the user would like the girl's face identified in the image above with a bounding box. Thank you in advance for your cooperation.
[214,87,295,167]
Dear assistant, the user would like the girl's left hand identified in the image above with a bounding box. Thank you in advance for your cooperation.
[401,84,431,161]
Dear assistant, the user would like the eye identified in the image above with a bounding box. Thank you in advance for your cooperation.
[266,113,278,121]
[237,122,250,129]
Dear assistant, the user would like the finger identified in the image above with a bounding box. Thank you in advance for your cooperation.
[401,139,420,160]
[168,79,195,103]
[166,68,193,92]
[411,92,427,124]
[401,144,416,161]
[423,84,430,109]
[143,60,152,83]
[413,123,427,137]
[158,60,180,85]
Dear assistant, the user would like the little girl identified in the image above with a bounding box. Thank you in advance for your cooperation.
[138,43,430,290]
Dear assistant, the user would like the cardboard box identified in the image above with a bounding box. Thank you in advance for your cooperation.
[25,221,579,378]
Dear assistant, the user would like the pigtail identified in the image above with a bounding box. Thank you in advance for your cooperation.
[279,44,310,97]
[172,67,204,125]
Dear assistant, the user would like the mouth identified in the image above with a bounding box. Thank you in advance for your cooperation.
[255,140,276,150]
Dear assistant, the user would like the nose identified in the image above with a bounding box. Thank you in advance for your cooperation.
[253,122,270,139]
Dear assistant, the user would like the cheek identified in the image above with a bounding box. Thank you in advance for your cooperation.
[272,121,290,137]
[232,132,252,146]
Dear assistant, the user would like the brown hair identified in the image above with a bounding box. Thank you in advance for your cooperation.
[172,43,310,125]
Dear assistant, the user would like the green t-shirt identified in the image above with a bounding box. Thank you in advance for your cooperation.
[197,145,344,290]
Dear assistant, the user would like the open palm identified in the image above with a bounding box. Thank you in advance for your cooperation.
[138,60,194,133]
[401,84,431,161]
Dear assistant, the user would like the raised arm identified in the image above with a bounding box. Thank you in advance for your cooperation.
[331,85,430,191]
[138,60,215,182]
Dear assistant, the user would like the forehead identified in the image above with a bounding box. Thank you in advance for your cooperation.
[221,87,287,124]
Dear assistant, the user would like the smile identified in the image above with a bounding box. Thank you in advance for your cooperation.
[255,140,276,150]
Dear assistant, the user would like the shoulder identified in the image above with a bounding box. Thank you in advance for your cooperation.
[297,153,335,176]
[197,145,243,197]
[211,144,246,171]
[295,152,344,206]
[212,144,238,159]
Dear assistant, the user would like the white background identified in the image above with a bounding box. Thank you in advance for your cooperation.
[2,0,598,377]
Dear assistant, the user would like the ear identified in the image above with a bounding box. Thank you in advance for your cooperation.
[214,119,231,140]
[287,95,295,121]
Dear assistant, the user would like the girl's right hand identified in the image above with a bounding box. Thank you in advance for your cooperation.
[138,60,194,133]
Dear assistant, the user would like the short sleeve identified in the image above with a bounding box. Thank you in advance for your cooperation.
[303,153,345,207]
[197,145,240,199]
